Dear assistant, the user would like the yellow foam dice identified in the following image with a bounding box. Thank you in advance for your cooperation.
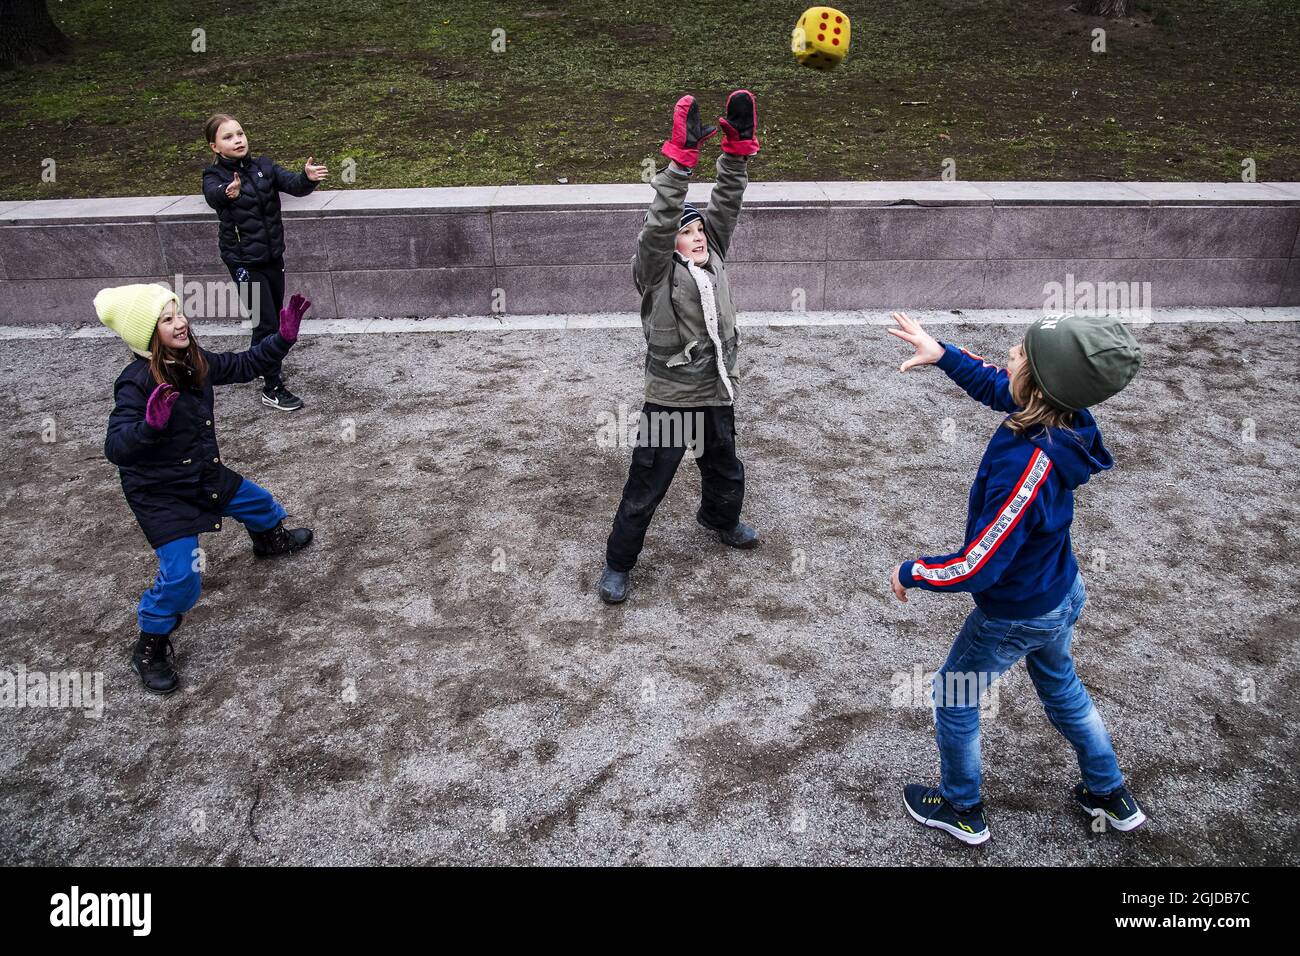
[792,7,851,70]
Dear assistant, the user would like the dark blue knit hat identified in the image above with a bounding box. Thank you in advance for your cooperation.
[678,202,703,231]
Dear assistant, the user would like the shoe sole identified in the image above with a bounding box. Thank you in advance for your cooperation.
[599,590,628,605]
[903,794,990,845]
[1079,803,1147,831]
[261,395,304,411]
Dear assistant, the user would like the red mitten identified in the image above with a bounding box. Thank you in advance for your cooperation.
[719,89,760,156]
[661,95,718,168]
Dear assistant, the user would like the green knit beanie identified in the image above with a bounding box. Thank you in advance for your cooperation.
[94,283,179,357]
[1023,314,1141,412]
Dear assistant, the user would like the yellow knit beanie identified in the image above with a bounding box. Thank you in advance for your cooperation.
[94,283,179,357]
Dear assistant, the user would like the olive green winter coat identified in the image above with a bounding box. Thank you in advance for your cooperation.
[633,154,749,408]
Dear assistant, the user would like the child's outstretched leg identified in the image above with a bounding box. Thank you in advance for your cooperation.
[224,478,313,557]
[601,408,691,604]
[905,606,1037,845]
[135,536,202,694]
[1023,576,1146,830]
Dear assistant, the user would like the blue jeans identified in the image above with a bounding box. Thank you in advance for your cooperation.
[933,573,1125,810]
[137,479,287,634]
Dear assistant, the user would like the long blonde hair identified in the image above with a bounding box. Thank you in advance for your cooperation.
[1006,367,1075,438]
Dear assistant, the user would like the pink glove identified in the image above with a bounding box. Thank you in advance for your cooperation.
[279,293,311,343]
[144,383,179,431]
[719,89,761,156]
[661,94,718,168]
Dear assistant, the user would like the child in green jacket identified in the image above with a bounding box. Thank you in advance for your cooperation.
[599,91,762,604]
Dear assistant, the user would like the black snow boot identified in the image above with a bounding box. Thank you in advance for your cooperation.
[249,521,314,558]
[598,564,630,604]
[132,629,179,695]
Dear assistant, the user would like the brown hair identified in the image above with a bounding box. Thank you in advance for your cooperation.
[1006,365,1075,438]
[148,325,209,391]
[204,113,240,146]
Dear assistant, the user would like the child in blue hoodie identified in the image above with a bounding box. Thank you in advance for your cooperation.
[887,311,1143,846]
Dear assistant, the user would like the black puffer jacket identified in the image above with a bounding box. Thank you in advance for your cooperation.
[202,154,317,266]
[105,334,293,548]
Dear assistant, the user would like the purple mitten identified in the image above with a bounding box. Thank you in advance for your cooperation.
[279,293,311,343]
[145,383,179,430]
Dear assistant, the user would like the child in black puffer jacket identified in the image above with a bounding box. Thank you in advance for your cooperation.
[96,283,316,695]
[202,113,328,412]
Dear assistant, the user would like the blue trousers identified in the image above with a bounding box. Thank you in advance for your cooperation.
[933,573,1126,810]
[137,479,287,634]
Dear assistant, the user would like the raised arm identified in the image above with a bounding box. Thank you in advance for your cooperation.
[886,312,1019,413]
[635,163,692,290]
[703,154,749,261]
[704,89,760,259]
[635,95,718,290]
[273,156,327,197]
[935,344,1018,413]
[205,333,293,387]
[206,293,308,386]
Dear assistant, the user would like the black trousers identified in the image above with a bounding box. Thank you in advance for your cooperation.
[605,402,745,573]
[229,257,287,388]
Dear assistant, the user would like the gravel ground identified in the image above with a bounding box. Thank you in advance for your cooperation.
[0,319,1296,866]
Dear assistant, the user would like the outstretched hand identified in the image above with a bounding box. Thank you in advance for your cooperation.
[304,156,329,182]
[225,172,242,200]
[279,293,311,343]
[886,311,945,372]
[145,383,180,431]
[890,564,909,603]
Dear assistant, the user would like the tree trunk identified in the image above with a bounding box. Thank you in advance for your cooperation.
[0,0,71,70]
[1073,0,1131,17]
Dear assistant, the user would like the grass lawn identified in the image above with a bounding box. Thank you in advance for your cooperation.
[0,0,1297,199]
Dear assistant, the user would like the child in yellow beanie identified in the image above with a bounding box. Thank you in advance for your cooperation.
[96,283,315,695]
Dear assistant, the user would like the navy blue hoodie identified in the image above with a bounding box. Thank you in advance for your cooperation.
[899,344,1113,619]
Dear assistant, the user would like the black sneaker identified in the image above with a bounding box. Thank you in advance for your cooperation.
[249,521,314,558]
[903,784,990,845]
[261,383,303,411]
[1075,783,1147,831]
[132,630,179,695]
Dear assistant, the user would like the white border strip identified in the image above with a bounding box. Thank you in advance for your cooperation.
[0,307,1293,340]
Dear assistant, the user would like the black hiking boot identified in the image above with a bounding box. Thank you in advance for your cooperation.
[132,629,179,696]
[249,521,314,558]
